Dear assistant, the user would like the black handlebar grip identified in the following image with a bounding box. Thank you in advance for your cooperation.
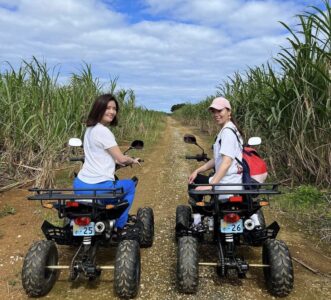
[69,157,85,162]
[185,155,198,159]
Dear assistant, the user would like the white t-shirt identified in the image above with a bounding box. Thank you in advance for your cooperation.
[78,123,118,183]
[210,121,243,193]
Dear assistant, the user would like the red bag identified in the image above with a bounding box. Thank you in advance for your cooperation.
[243,147,268,183]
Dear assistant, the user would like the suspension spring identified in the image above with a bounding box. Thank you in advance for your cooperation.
[83,236,92,245]
[225,234,233,243]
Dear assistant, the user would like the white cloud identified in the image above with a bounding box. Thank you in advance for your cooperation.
[0,0,318,111]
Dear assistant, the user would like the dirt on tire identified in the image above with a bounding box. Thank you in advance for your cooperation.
[0,116,331,299]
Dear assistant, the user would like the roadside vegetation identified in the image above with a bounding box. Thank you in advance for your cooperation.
[0,204,16,218]
[173,2,331,241]
[0,58,165,188]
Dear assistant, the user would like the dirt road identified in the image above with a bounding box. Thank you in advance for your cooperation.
[0,117,330,299]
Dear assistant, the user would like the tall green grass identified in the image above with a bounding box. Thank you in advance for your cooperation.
[174,2,331,187]
[0,58,165,187]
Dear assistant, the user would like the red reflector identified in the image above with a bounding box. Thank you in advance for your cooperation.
[229,196,243,203]
[66,201,79,207]
[74,217,91,226]
[223,213,240,223]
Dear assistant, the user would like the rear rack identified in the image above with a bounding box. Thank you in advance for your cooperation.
[27,188,128,220]
[28,188,125,201]
[189,183,280,196]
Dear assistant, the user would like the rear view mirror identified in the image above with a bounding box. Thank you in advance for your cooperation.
[184,134,197,144]
[248,137,261,146]
[68,138,82,147]
[131,140,144,150]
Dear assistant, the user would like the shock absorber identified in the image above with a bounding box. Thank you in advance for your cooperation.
[225,234,233,243]
[83,236,92,245]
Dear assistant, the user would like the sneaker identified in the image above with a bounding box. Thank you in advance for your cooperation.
[116,220,143,242]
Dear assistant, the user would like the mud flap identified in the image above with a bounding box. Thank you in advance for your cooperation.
[41,220,75,245]
[266,221,280,239]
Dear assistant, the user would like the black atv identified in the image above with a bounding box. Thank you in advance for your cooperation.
[21,140,154,299]
[175,134,293,297]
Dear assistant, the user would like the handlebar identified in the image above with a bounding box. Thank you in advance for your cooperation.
[69,157,85,162]
[185,155,198,159]
[185,154,209,162]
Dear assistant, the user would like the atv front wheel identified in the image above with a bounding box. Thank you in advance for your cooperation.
[177,236,199,293]
[137,207,154,247]
[21,240,59,297]
[263,239,294,297]
[176,205,191,233]
[114,239,141,298]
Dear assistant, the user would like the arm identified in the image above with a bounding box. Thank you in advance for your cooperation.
[106,146,140,165]
[188,158,215,184]
[209,155,232,184]
[195,155,232,190]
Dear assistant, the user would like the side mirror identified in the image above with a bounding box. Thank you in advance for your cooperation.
[184,134,197,144]
[68,138,83,147]
[131,140,144,150]
[248,137,261,146]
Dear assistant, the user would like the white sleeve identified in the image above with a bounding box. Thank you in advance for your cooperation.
[93,126,118,149]
[219,129,237,159]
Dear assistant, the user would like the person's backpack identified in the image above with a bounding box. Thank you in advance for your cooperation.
[223,127,268,189]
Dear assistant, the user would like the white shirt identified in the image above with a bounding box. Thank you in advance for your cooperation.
[78,123,117,183]
[211,121,243,193]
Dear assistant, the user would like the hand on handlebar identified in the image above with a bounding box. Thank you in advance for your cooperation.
[132,157,142,166]
[188,170,198,184]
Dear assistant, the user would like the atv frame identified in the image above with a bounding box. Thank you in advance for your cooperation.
[176,183,294,297]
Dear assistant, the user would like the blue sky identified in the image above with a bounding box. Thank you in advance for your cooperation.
[0,0,324,112]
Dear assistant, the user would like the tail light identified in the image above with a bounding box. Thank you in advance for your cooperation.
[229,196,243,203]
[66,201,79,207]
[74,217,91,226]
[223,213,240,223]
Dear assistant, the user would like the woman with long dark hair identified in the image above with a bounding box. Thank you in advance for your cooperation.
[73,94,140,229]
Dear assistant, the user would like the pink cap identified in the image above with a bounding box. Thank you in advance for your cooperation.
[209,97,231,111]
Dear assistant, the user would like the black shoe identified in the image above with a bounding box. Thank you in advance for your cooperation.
[117,220,143,242]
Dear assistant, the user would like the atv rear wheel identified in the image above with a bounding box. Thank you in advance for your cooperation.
[114,239,141,298]
[21,240,59,297]
[263,239,294,297]
[137,207,154,247]
[177,236,199,293]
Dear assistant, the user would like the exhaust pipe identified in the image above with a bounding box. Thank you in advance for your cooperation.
[244,219,255,231]
[95,221,106,233]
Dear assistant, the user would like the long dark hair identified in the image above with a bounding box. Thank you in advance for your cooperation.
[229,111,244,138]
[86,94,119,127]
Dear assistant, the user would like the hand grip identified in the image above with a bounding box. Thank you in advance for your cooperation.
[69,157,85,162]
[185,155,198,159]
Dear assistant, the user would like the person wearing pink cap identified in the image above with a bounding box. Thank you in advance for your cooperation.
[188,96,243,198]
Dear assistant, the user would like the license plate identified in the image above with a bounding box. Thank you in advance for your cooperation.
[73,222,95,236]
[220,219,243,233]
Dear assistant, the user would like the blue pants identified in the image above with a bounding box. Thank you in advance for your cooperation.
[73,177,136,229]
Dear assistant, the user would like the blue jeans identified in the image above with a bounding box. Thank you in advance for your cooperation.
[73,177,136,229]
